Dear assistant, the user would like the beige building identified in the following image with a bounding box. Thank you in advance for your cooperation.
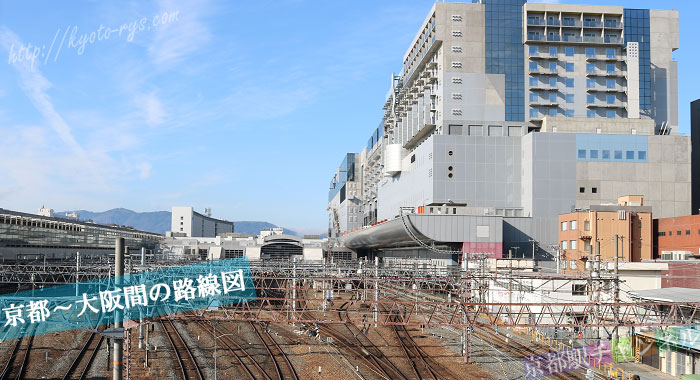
[557,195,652,273]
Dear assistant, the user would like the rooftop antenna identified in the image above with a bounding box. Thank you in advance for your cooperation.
[205,208,212,217]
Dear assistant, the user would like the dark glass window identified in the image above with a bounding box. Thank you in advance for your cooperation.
[638,151,646,160]
[590,150,598,159]
[592,187,597,193]
[566,62,574,72]
[578,149,586,159]
[602,150,610,159]
[626,151,634,159]
[614,150,622,159]
[565,46,574,56]
[624,9,651,111]
[566,78,574,87]
[580,187,585,193]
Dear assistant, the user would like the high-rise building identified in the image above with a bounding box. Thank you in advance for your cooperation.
[328,1,688,263]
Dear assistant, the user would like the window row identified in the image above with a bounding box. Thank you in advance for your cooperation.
[658,229,700,236]
[529,46,616,58]
[577,149,647,160]
[560,220,578,231]
[529,77,575,87]
[529,61,575,72]
[560,240,578,250]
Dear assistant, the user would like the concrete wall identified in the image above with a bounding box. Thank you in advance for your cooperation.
[649,9,679,130]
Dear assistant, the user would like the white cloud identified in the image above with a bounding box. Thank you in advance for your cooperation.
[148,0,211,67]
[137,92,166,126]
[138,162,152,179]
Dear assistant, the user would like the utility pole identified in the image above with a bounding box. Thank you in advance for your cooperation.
[613,235,620,341]
[113,238,124,380]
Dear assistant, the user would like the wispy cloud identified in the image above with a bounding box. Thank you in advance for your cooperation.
[148,0,211,67]
[138,92,166,126]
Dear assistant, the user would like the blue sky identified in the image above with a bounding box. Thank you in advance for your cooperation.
[0,1,695,233]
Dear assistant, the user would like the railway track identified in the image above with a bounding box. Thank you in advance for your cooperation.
[194,319,273,380]
[0,326,35,380]
[62,331,105,380]
[160,318,205,380]
[384,306,462,380]
[472,326,583,380]
[249,322,299,380]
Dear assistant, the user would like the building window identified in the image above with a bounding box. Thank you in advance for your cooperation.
[530,109,539,118]
[529,62,538,72]
[529,77,538,86]
[626,151,634,159]
[584,221,590,231]
[565,46,574,56]
[549,93,557,102]
[572,284,585,295]
[587,94,595,104]
[529,46,539,56]
[586,48,595,58]
[677,231,682,236]
[566,94,574,103]
[638,151,646,160]
[607,110,616,118]
[570,240,577,249]
[580,187,585,193]
[587,79,596,89]
[561,221,568,231]
[561,260,568,269]
[590,150,598,159]
[565,78,574,87]
[607,63,615,73]
[549,62,558,72]
[607,94,615,104]
[566,62,574,72]
[602,150,610,159]
[586,63,596,74]
[561,240,568,249]
[587,110,596,118]
[614,150,622,159]
[607,79,615,89]
[549,77,557,87]
[606,48,616,58]
[570,261,578,270]
[530,93,538,102]
[565,109,574,117]
[687,230,691,235]
[571,220,577,229]
[550,46,557,56]
[578,149,586,159]
[592,187,598,193]
[549,108,557,117]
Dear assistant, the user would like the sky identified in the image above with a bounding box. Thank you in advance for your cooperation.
[0,0,695,234]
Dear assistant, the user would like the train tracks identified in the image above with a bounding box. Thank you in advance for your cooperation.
[62,331,104,380]
[472,326,583,380]
[0,327,35,380]
[160,318,205,380]
[249,322,299,380]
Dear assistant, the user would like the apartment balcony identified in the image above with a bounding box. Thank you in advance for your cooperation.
[587,101,627,108]
[585,55,624,62]
[527,19,545,26]
[561,20,582,28]
[529,83,557,90]
[604,20,623,29]
[586,70,627,78]
[530,68,559,76]
[547,20,560,26]
[529,54,559,60]
[586,86,625,93]
[529,99,559,106]
[583,20,603,28]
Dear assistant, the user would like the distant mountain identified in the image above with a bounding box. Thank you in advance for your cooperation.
[55,209,302,236]
[55,208,171,234]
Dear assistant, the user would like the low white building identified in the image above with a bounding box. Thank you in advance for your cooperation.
[171,206,233,237]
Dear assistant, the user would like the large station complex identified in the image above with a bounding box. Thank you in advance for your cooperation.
[328,1,695,270]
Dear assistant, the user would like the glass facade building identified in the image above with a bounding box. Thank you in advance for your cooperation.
[480,0,526,121]
[624,9,651,112]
